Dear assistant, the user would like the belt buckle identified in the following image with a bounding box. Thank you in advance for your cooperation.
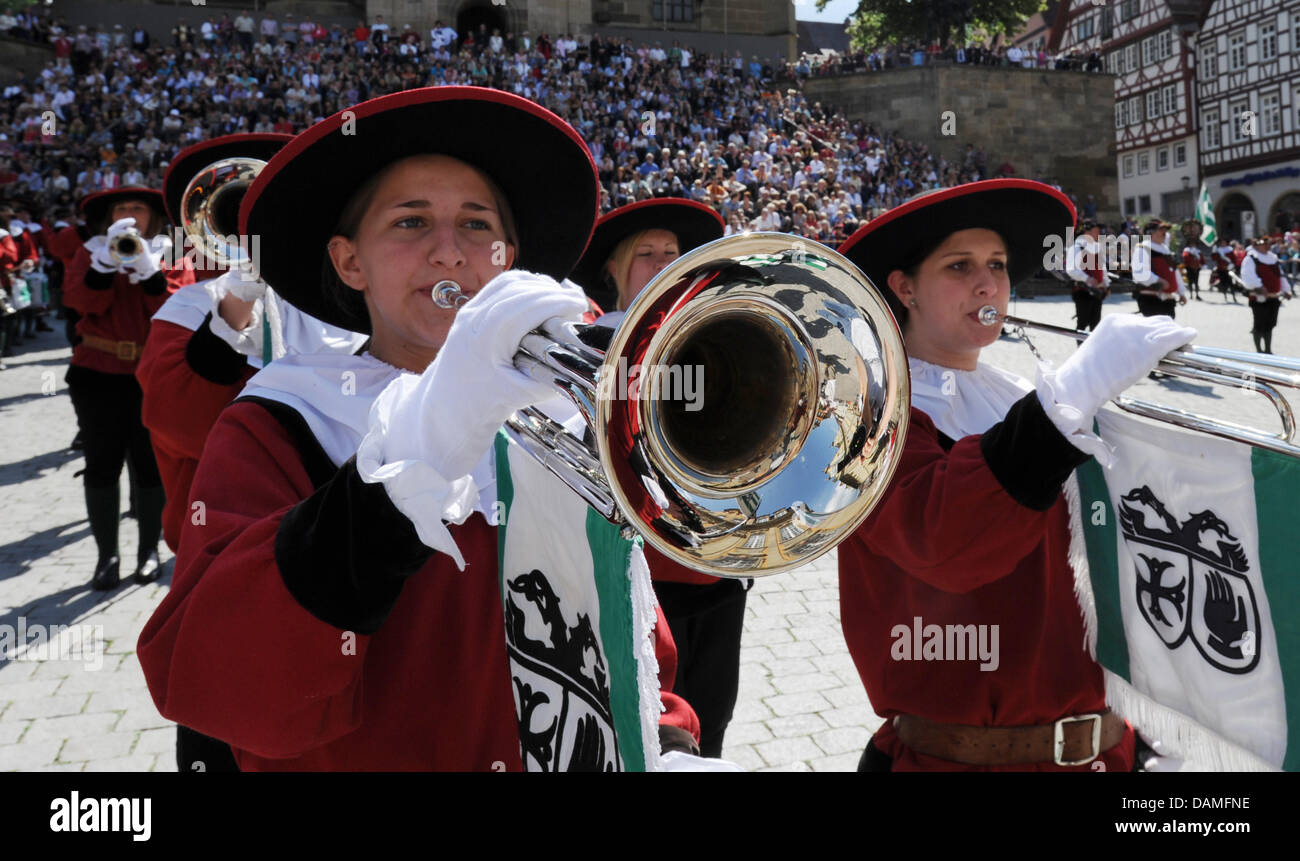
[116,341,137,361]
[1054,713,1102,766]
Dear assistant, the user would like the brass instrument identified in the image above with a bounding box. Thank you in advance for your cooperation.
[439,233,912,577]
[979,307,1300,457]
[108,226,145,266]
[180,155,263,268]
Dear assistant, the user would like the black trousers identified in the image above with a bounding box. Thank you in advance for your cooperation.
[176,725,239,772]
[1071,289,1103,332]
[1185,267,1201,296]
[65,365,162,490]
[1251,298,1281,334]
[654,577,749,758]
[1135,293,1177,319]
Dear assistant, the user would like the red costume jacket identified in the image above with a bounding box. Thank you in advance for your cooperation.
[137,314,257,551]
[62,246,195,375]
[837,398,1135,771]
[138,399,699,770]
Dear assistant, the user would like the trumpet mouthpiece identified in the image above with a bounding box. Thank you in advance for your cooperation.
[977,305,1001,326]
[432,280,467,309]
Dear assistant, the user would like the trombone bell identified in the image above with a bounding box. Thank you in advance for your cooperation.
[181,156,264,268]
[510,233,911,577]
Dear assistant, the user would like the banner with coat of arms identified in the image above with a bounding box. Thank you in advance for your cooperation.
[1070,410,1300,771]
[492,432,663,772]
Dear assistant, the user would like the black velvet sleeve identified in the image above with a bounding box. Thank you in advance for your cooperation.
[85,268,115,290]
[185,312,250,385]
[275,456,436,635]
[979,391,1092,511]
[137,270,167,296]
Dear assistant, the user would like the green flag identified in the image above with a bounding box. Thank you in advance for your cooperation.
[1196,183,1218,245]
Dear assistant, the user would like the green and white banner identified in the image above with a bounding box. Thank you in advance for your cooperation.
[493,433,661,771]
[1072,411,1300,770]
[1196,183,1219,245]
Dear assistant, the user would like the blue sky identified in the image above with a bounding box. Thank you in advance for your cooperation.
[793,0,858,24]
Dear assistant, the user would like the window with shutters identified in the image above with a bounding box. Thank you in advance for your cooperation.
[652,0,693,23]
[1229,99,1250,142]
[1203,108,1221,149]
[1260,22,1277,61]
[1262,92,1280,135]
[1228,32,1246,71]
[1076,14,1096,42]
[1201,50,1218,79]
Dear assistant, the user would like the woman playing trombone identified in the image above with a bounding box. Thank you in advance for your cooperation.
[138,87,701,770]
[835,179,1195,771]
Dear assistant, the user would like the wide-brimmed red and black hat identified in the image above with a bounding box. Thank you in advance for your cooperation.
[568,198,725,309]
[838,179,1076,293]
[240,86,600,332]
[162,133,292,226]
[79,187,168,233]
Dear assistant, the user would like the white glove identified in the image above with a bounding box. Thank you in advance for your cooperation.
[1037,314,1195,463]
[659,750,746,772]
[1136,732,1185,772]
[122,236,166,284]
[205,268,269,357]
[83,235,118,274]
[356,270,588,565]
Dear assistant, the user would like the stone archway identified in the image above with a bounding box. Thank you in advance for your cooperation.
[1216,192,1257,242]
[1268,191,1300,233]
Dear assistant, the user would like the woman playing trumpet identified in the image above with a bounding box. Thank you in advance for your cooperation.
[138,87,702,770]
[835,180,1195,771]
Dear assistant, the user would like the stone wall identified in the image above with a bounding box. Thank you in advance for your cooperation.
[0,36,53,83]
[804,65,1120,221]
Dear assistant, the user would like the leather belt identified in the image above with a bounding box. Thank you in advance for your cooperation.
[81,335,143,362]
[894,710,1126,767]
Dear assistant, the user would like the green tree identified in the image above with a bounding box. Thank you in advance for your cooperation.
[819,0,1049,50]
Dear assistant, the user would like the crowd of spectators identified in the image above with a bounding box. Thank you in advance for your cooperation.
[0,9,1008,239]
[785,41,1106,79]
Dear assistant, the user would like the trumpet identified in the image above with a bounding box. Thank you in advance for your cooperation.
[181,155,264,268]
[978,306,1300,457]
[109,226,146,266]
[438,233,912,577]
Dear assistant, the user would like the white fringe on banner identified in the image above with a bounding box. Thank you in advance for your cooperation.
[628,544,663,772]
[1063,471,1279,772]
[1104,671,1278,772]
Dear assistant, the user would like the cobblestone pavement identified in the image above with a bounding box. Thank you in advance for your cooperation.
[1,287,1294,771]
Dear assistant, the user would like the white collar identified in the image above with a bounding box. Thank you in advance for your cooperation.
[908,356,1034,441]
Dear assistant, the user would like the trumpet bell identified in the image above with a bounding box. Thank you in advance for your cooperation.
[109,228,145,266]
[181,156,263,268]
[594,232,910,576]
